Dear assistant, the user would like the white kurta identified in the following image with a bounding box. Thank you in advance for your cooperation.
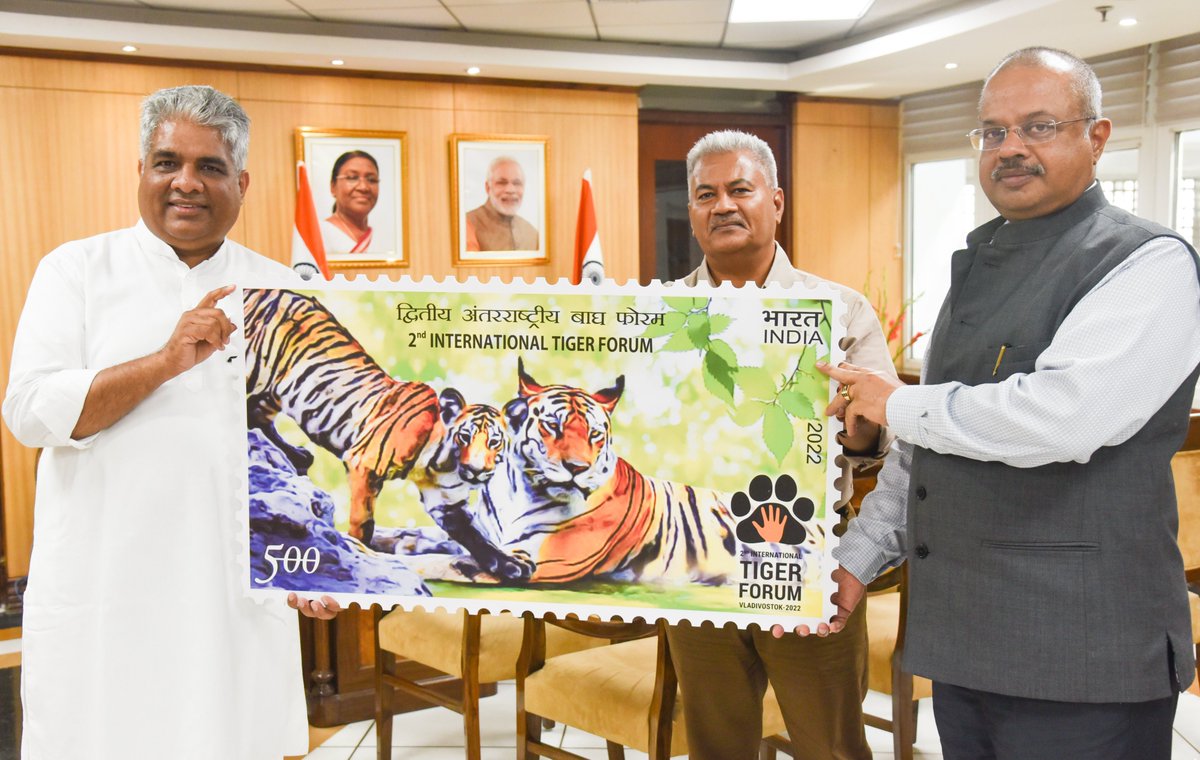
[2,221,309,760]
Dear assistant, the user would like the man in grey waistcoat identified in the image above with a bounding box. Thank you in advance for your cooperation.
[809,47,1200,759]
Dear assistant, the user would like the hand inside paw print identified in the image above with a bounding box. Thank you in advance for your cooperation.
[752,504,787,542]
[731,474,815,545]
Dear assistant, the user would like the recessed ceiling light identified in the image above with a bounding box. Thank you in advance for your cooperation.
[121,45,138,53]
[729,0,874,23]
[466,66,481,76]
[945,62,958,70]
[1119,17,1137,26]
[330,59,345,66]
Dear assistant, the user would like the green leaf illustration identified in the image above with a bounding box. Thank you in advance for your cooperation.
[660,328,696,352]
[664,296,704,313]
[730,400,767,427]
[708,314,732,336]
[707,339,738,370]
[702,351,736,406]
[687,313,712,347]
[778,388,817,419]
[641,310,687,338]
[762,405,794,464]
[736,366,776,401]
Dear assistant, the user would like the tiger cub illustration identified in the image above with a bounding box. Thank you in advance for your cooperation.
[243,288,440,544]
[480,359,737,584]
[410,389,534,581]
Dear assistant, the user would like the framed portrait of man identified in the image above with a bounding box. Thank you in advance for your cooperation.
[450,134,549,265]
[294,127,408,269]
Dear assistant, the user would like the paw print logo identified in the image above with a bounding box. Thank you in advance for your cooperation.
[731,474,814,545]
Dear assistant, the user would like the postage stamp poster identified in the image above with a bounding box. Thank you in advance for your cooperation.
[238,277,848,629]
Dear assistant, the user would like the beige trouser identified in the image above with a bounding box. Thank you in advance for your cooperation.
[666,600,871,760]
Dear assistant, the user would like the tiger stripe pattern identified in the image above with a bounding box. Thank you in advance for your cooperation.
[409,388,533,580]
[243,288,440,544]
[481,359,737,584]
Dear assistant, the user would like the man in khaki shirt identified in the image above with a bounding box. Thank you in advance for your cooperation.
[669,130,896,760]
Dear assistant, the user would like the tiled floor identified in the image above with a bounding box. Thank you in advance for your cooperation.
[303,682,1200,759]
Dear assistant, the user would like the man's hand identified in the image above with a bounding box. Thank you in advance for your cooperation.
[70,285,238,439]
[288,593,341,620]
[818,360,903,437]
[752,505,787,543]
[158,285,237,376]
[769,566,866,638]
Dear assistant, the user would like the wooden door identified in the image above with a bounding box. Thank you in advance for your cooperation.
[638,113,791,283]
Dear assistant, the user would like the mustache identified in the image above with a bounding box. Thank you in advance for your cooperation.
[991,158,1046,181]
[710,212,745,228]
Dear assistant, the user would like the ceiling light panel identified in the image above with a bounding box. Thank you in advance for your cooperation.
[729,0,875,23]
[723,19,853,48]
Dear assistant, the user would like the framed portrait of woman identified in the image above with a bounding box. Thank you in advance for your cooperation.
[450,134,549,266]
[294,128,408,269]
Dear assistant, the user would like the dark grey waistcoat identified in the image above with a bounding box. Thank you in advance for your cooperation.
[904,184,1200,703]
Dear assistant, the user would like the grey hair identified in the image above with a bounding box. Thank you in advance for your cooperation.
[982,47,1103,123]
[140,85,251,171]
[486,155,524,179]
[686,130,778,190]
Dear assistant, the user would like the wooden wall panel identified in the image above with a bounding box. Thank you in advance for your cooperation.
[0,53,639,579]
[0,55,239,97]
[790,100,902,332]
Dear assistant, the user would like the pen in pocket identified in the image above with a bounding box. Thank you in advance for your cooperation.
[992,343,1010,377]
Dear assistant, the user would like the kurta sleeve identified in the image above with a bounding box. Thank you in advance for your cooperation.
[2,247,102,449]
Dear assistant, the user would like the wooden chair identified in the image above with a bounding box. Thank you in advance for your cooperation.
[863,565,932,760]
[374,607,600,760]
[515,616,791,760]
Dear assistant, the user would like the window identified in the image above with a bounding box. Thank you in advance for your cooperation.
[906,158,980,362]
[1097,147,1139,214]
[1176,129,1200,246]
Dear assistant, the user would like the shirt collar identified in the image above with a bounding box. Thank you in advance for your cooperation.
[134,218,230,269]
[697,243,798,287]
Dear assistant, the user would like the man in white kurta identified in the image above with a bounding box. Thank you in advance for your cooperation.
[2,86,318,759]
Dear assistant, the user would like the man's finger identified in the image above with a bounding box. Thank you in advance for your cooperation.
[844,410,858,438]
[197,284,236,309]
[811,355,849,379]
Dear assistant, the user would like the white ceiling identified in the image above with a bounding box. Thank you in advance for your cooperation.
[0,0,1195,98]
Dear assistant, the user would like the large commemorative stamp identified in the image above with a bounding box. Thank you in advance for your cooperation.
[237,277,848,629]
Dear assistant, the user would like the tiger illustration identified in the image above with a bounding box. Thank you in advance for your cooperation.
[409,388,534,581]
[480,359,738,584]
[243,288,440,544]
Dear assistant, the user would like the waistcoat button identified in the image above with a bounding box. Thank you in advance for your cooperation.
[915,544,930,559]
[915,486,927,500]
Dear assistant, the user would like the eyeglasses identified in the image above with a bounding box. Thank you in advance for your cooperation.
[335,174,380,186]
[966,116,1096,151]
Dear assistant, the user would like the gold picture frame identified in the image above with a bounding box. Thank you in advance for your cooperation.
[449,133,550,266]
[294,127,409,270]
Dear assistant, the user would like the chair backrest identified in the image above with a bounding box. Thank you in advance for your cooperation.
[517,615,680,758]
[1173,449,1200,578]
